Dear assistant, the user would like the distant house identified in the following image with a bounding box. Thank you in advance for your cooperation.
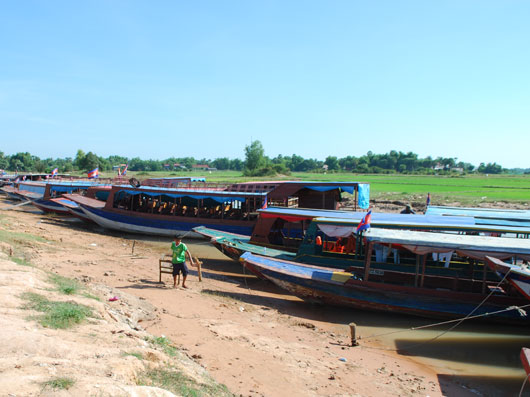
[192,164,209,170]
[173,163,187,170]
[163,164,171,170]
[451,167,464,173]
[433,163,445,171]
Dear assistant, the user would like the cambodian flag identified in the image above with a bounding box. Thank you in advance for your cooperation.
[426,193,431,206]
[261,196,268,209]
[356,209,372,234]
[51,168,58,178]
[122,164,128,175]
[87,168,99,179]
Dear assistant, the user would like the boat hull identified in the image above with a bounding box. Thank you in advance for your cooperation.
[241,252,530,324]
[79,205,255,237]
[32,199,72,215]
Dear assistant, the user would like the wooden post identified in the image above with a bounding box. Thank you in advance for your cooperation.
[414,255,420,287]
[349,322,359,346]
[420,254,427,288]
[364,242,373,281]
[197,260,202,282]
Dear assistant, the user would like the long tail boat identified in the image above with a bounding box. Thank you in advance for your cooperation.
[65,181,369,237]
[195,208,530,271]
[239,228,530,324]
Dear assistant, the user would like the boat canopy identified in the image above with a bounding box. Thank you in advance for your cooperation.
[426,205,530,220]
[276,181,369,209]
[260,207,473,224]
[364,228,530,261]
[312,215,530,236]
[114,185,266,203]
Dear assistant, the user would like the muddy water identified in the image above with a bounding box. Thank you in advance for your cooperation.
[179,240,530,397]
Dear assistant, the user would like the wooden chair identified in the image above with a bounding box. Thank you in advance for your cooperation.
[158,255,203,283]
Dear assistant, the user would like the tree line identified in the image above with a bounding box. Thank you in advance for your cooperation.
[0,143,510,175]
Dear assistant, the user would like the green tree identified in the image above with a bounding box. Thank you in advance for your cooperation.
[244,140,265,174]
[0,151,9,170]
[81,152,99,171]
[325,156,339,171]
[74,149,86,170]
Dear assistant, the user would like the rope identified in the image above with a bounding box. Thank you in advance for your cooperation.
[520,373,530,397]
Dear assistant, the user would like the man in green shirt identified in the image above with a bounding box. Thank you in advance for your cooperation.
[171,234,194,288]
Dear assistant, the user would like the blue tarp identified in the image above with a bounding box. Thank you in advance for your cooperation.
[357,184,370,209]
[18,184,46,194]
[426,205,530,220]
[303,185,356,194]
[50,185,99,193]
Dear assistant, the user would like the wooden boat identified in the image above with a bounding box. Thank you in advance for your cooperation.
[195,209,530,273]
[66,181,369,237]
[68,186,268,237]
[486,256,530,300]
[239,228,530,324]
[27,182,112,215]
[426,205,530,230]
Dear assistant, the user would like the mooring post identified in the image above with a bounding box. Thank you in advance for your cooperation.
[349,322,359,346]
[132,240,136,255]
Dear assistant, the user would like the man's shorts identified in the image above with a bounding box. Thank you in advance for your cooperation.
[172,261,189,277]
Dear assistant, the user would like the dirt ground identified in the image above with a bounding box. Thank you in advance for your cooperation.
[0,199,484,396]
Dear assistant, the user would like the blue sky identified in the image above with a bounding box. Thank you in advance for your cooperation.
[1,1,529,167]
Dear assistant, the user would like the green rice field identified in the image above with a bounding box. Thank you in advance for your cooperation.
[98,171,530,206]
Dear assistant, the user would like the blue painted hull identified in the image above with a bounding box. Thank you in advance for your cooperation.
[32,199,71,214]
[79,204,255,237]
[240,252,530,324]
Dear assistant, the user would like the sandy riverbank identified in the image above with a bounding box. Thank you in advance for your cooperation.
[0,200,484,396]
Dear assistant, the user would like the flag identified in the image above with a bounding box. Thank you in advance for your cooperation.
[426,193,431,206]
[87,168,99,179]
[51,168,58,178]
[261,196,268,209]
[356,209,372,234]
[122,164,128,175]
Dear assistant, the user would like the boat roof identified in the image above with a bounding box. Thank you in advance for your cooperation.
[364,228,530,256]
[312,215,530,235]
[426,205,530,220]
[19,180,110,188]
[261,207,472,224]
[229,181,367,194]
